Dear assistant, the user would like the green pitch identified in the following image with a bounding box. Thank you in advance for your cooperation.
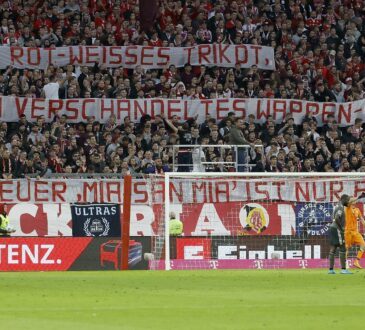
[2,270,365,330]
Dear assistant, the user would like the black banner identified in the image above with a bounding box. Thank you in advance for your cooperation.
[71,204,121,237]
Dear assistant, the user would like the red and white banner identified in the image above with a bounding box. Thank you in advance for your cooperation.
[1,178,364,204]
[1,97,363,126]
[5,201,364,237]
[0,45,275,70]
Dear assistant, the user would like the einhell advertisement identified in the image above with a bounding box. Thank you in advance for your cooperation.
[0,237,150,271]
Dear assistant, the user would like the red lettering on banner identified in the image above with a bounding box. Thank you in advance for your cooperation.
[235,45,248,64]
[141,46,154,65]
[193,182,206,203]
[183,100,189,119]
[273,100,286,120]
[232,100,246,118]
[245,182,251,201]
[133,182,148,203]
[0,180,14,202]
[27,48,41,66]
[99,181,105,203]
[34,181,49,202]
[183,47,194,64]
[10,47,24,66]
[125,46,138,65]
[100,99,114,120]
[15,97,28,117]
[171,182,183,204]
[329,181,343,202]
[322,103,335,123]
[109,47,122,65]
[85,46,99,64]
[216,182,230,202]
[52,182,66,202]
[83,182,98,203]
[289,100,303,114]
[153,181,164,203]
[69,46,83,65]
[81,99,95,119]
[48,100,63,118]
[250,45,262,64]
[150,99,164,118]
[167,100,181,119]
[134,100,147,119]
[65,100,80,120]
[216,99,229,120]
[106,182,122,203]
[306,102,319,116]
[272,181,285,200]
[31,99,45,118]
[101,46,107,64]
[295,182,309,202]
[312,182,326,202]
[256,99,270,121]
[17,181,30,202]
[199,100,213,116]
[157,48,170,66]
[219,44,230,63]
[198,45,211,64]
[255,182,269,200]
[116,100,131,120]
[354,181,365,198]
[338,103,351,124]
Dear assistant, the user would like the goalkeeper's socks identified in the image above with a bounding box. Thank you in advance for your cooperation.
[357,251,364,259]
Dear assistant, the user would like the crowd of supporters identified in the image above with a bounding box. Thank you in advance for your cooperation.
[0,0,364,175]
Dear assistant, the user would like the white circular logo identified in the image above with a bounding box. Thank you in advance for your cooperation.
[239,203,270,233]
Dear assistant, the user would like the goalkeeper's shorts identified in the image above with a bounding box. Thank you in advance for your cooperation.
[345,231,365,249]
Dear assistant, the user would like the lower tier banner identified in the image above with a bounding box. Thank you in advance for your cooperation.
[5,202,364,237]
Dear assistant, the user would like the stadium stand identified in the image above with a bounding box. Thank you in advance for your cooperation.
[0,0,364,176]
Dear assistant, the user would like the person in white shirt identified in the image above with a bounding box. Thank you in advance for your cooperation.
[42,74,66,99]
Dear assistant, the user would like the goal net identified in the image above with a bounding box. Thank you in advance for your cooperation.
[146,173,365,270]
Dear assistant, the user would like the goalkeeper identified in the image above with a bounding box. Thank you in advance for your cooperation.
[169,212,183,236]
[345,193,365,269]
[328,194,352,274]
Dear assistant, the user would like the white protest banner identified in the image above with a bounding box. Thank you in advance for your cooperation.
[0,96,364,126]
[0,178,364,204]
[0,44,275,70]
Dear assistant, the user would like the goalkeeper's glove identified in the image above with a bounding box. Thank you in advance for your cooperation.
[358,192,365,200]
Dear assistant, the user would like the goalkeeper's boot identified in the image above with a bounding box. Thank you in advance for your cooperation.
[328,270,336,275]
[340,269,353,274]
[353,259,362,269]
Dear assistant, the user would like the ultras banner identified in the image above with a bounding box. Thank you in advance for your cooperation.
[0,97,362,126]
[0,178,364,204]
[71,204,121,237]
[5,202,364,237]
[0,44,275,70]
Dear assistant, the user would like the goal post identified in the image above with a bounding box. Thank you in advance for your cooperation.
[147,172,365,270]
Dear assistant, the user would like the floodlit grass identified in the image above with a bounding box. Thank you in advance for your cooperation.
[1,269,365,330]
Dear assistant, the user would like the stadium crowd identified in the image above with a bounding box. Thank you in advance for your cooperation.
[0,0,364,176]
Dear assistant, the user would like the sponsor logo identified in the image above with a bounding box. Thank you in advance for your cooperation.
[296,203,333,235]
